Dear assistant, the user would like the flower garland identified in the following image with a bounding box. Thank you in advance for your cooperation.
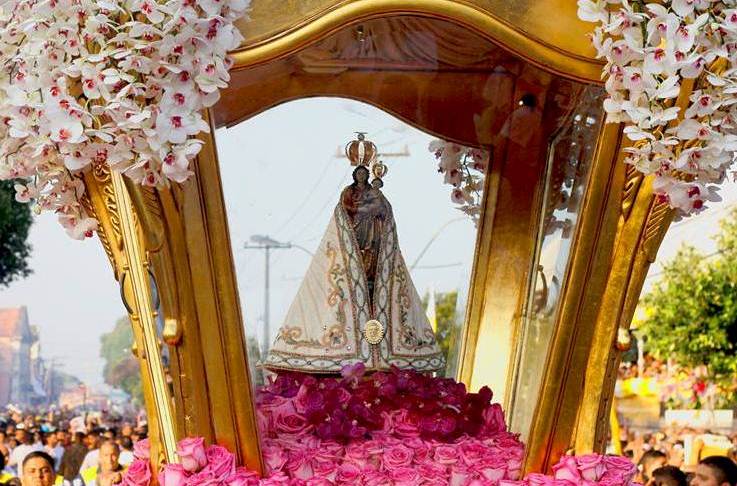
[0,0,249,238]
[122,366,639,486]
[429,140,489,223]
[577,0,737,214]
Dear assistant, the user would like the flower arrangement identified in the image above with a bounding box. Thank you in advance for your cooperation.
[0,0,249,238]
[577,0,737,214]
[122,365,639,486]
[428,140,489,223]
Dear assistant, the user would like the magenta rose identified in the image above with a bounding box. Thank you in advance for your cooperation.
[417,460,447,480]
[525,473,558,485]
[344,443,370,468]
[460,440,491,466]
[552,455,581,482]
[133,439,150,460]
[262,444,288,473]
[603,455,637,475]
[477,455,509,482]
[389,466,420,485]
[335,463,361,484]
[575,453,606,481]
[158,464,187,486]
[434,444,460,465]
[362,470,391,486]
[227,467,260,486]
[449,465,472,486]
[176,437,208,473]
[122,459,152,486]
[381,444,414,471]
[405,437,431,462]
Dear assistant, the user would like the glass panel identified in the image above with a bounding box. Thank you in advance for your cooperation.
[211,14,596,447]
[508,85,606,438]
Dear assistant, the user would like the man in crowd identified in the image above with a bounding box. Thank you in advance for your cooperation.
[690,456,737,486]
[8,428,43,476]
[639,449,669,484]
[78,440,124,486]
[20,451,55,486]
[43,434,64,472]
[58,433,87,483]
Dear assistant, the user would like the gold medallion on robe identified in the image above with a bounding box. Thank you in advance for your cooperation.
[363,319,385,345]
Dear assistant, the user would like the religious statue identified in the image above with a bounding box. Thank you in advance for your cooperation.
[263,137,445,374]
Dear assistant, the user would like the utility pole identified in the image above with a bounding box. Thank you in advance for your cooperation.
[244,235,293,358]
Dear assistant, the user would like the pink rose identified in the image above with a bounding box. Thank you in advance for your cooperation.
[476,454,510,481]
[526,473,556,485]
[391,410,420,439]
[227,467,260,486]
[344,443,370,468]
[133,439,150,460]
[552,455,580,482]
[158,464,187,486]
[603,455,637,475]
[362,470,391,486]
[285,449,314,480]
[405,438,431,462]
[449,465,472,486]
[122,459,152,486]
[184,470,218,486]
[381,444,414,471]
[575,454,606,481]
[335,463,361,484]
[203,445,236,481]
[482,404,506,436]
[273,412,312,438]
[310,458,337,482]
[434,444,460,465]
[262,444,288,473]
[176,437,208,473]
[417,460,447,480]
[389,466,420,485]
[258,471,290,486]
[460,441,491,466]
[305,479,333,486]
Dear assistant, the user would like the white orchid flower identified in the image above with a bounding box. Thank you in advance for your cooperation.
[577,0,610,24]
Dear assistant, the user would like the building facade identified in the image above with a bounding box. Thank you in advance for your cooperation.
[0,307,45,406]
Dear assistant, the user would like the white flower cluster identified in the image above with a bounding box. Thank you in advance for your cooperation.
[0,0,249,238]
[578,0,737,213]
[428,139,488,222]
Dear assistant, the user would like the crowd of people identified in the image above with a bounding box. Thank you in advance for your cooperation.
[622,427,737,486]
[0,409,146,486]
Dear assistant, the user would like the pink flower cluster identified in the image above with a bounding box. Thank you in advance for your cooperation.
[503,453,639,486]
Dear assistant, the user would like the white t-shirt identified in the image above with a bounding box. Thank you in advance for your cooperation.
[119,450,134,467]
[79,449,99,472]
[8,443,44,474]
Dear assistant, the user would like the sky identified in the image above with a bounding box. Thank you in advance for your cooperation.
[0,96,735,387]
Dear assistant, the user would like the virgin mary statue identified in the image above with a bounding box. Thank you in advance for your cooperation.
[264,165,445,374]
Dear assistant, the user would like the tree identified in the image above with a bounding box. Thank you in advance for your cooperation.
[100,317,143,404]
[423,290,460,377]
[0,179,32,287]
[637,208,737,406]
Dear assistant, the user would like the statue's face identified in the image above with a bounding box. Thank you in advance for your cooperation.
[355,168,369,183]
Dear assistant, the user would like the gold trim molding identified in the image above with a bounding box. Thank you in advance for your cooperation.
[231,0,603,83]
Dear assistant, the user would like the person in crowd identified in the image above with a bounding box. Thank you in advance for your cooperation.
[0,450,13,483]
[77,433,100,474]
[20,451,55,486]
[79,440,123,486]
[58,433,87,482]
[115,439,132,468]
[651,465,688,486]
[8,428,43,476]
[690,456,737,486]
[640,449,669,484]
[44,434,64,472]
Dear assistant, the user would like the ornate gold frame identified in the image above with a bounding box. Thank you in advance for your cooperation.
[80,0,679,475]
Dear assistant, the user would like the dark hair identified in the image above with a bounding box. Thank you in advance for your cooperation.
[700,456,737,486]
[100,438,120,453]
[120,436,133,450]
[652,465,687,486]
[351,166,369,184]
[21,451,55,473]
[639,450,667,482]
